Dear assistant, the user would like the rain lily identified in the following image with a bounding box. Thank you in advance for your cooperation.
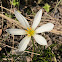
[6,9,54,51]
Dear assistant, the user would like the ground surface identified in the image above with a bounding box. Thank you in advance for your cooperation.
[0,0,62,62]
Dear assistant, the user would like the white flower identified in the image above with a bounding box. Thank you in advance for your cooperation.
[6,9,54,52]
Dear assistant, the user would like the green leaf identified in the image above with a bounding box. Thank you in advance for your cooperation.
[43,3,50,12]
[16,2,19,5]
[13,3,16,6]
[12,0,19,6]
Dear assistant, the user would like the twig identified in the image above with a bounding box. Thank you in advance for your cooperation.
[3,58,12,60]
[0,6,14,14]
[0,14,24,29]
[55,0,62,8]
[1,3,3,29]
[45,12,62,21]
[50,29,62,34]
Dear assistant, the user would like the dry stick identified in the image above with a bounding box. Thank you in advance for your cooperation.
[0,14,24,29]
[1,3,3,29]
[0,6,14,14]
[51,29,62,34]
[3,58,12,61]
[25,0,28,5]
[52,51,57,62]
[54,0,62,16]
[0,42,40,55]
[45,12,62,22]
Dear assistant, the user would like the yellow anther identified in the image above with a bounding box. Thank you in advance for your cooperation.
[25,27,35,36]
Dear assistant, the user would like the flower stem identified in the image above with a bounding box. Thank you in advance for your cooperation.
[31,37,35,52]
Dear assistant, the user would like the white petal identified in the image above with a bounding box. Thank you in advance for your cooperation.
[33,34,47,45]
[32,9,42,30]
[14,10,30,29]
[18,36,31,51]
[35,23,54,33]
[6,29,26,35]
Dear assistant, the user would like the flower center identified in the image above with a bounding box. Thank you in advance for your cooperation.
[25,27,35,36]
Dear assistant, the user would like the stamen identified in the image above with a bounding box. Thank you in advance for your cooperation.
[25,27,35,36]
